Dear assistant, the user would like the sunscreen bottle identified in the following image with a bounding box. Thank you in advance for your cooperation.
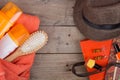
[0,24,29,59]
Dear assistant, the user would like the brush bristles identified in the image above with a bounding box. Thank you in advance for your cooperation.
[20,30,48,54]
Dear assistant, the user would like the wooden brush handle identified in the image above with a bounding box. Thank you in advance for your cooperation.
[5,49,23,62]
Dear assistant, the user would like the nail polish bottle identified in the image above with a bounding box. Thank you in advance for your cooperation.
[113,43,120,60]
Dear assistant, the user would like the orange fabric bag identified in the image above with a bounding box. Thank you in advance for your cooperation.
[80,39,112,80]
[72,39,113,80]
[0,13,40,80]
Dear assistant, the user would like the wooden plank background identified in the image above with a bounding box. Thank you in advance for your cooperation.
[1,0,88,80]
[38,26,85,53]
[30,54,88,80]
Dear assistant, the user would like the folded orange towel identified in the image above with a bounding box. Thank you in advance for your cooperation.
[0,53,35,80]
[16,13,40,33]
[0,13,40,80]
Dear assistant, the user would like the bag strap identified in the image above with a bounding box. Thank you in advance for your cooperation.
[72,61,120,77]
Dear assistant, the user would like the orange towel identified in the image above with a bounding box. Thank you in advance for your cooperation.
[0,13,40,80]
[16,13,40,33]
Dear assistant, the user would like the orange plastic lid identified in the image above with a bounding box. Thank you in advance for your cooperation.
[87,59,95,69]
[8,24,30,46]
[1,2,22,23]
[116,52,120,60]
[0,11,12,39]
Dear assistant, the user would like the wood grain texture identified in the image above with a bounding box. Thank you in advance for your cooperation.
[30,54,88,80]
[0,0,75,26]
[38,26,85,53]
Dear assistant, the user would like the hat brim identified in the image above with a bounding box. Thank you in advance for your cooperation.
[74,0,120,41]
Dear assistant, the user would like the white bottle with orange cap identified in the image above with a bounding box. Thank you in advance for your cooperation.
[0,24,29,59]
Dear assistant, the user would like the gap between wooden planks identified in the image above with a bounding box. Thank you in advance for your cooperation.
[30,54,88,80]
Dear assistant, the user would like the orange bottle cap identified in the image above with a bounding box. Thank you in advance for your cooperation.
[8,24,30,46]
[0,11,12,38]
[1,2,22,23]
[87,59,95,68]
[116,52,120,60]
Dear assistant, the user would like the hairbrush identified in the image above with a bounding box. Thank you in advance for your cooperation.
[5,30,48,62]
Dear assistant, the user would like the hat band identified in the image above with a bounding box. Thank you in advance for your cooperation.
[82,13,120,30]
